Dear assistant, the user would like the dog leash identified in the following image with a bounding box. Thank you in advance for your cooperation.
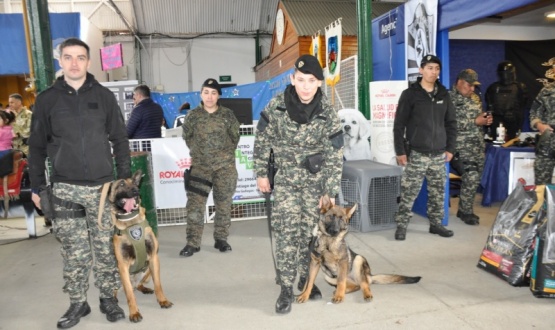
[97,182,114,231]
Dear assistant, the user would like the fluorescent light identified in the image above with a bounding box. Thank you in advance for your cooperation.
[545,11,555,18]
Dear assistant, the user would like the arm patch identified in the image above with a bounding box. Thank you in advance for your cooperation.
[329,130,344,149]
[257,111,270,132]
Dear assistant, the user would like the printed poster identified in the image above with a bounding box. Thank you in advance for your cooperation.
[369,80,408,165]
[405,0,437,83]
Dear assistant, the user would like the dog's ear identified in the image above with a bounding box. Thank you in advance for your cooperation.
[345,203,358,222]
[132,169,143,187]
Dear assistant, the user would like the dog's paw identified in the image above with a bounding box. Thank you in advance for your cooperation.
[296,294,309,304]
[129,312,143,323]
[331,295,345,304]
[137,285,154,294]
[363,294,373,302]
[159,300,173,309]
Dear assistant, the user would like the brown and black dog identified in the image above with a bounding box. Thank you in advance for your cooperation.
[110,170,173,322]
[297,195,421,304]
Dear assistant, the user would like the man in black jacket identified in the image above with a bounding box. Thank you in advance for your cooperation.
[28,38,130,329]
[127,84,164,139]
[393,54,457,241]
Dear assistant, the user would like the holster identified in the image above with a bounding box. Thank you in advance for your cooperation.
[183,168,191,191]
[450,152,465,176]
[38,185,55,220]
[302,153,324,174]
[39,184,86,219]
[183,167,211,197]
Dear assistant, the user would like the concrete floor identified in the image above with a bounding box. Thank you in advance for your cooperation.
[1,197,553,330]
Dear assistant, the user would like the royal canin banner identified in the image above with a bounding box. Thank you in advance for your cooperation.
[150,136,262,210]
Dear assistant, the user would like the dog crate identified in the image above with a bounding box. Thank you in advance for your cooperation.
[339,160,402,232]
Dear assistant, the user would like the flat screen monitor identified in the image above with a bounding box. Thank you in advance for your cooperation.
[219,98,253,125]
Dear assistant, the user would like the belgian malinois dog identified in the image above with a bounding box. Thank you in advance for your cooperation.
[297,195,421,304]
[110,170,173,322]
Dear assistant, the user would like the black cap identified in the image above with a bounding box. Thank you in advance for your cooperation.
[420,54,442,69]
[201,78,221,95]
[295,55,324,80]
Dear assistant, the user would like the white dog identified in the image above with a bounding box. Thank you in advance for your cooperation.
[338,109,372,161]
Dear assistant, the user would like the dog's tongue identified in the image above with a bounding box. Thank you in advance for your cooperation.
[123,198,136,213]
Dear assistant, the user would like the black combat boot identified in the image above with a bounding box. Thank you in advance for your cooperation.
[99,297,125,322]
[57,301,91,329]
[275,286,294,314]
[298,277,322,300]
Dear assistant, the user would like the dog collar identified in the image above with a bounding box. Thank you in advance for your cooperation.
[116,209,140,222]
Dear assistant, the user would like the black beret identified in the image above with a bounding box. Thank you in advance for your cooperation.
[201,78,221,95]
[295,55,324,80]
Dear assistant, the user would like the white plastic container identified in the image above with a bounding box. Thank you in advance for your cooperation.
[496,123,506,142]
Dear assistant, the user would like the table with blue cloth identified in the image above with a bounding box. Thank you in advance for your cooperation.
[479,144,535,206]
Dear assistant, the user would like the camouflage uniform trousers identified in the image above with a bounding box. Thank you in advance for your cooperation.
[52,182,120,303]
[395,151,446,228]
[456,142,484,215]
[534,155,555,185]
[185,161,238,247]
[271,176,321,288]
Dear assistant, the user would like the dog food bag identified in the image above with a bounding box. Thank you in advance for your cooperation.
[530,185,555,298]
[477,184,545,286]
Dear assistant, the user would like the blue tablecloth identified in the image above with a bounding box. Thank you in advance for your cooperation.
[479,144,535,206]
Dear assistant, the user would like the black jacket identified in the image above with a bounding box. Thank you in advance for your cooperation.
[126,98,164,139]
[28,74,131,189]
[393,78,457,155]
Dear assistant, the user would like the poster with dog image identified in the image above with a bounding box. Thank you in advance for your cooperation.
[338,109,372,161]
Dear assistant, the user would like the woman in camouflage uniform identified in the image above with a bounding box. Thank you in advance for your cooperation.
[179,79,240,257]
[254,55,344,314]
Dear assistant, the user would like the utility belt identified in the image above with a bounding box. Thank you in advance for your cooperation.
[413,150,444,157]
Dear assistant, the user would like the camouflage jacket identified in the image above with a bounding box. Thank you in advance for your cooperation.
[12,106,32,155]
[182,104,240,170]
[530,82,555,130]
[253,88,344,197]
[449,87,484,148]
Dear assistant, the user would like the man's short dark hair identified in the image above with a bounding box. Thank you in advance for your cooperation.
[9,93,23,101]
[59,38,90,58]
[134,85,151,98]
